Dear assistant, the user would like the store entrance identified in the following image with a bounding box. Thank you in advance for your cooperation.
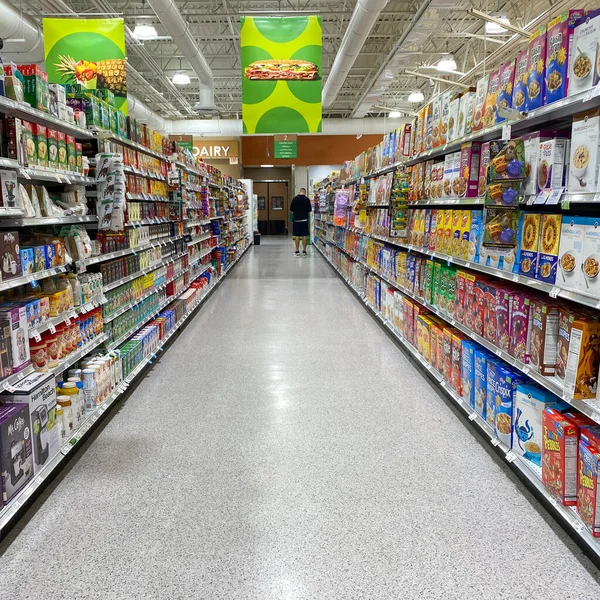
[255,181,289,235]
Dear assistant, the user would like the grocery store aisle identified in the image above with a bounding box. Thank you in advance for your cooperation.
[1,237,599,599]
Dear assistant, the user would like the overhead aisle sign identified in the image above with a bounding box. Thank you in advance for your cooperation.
[274,134,298,159]
[240,16,322,134]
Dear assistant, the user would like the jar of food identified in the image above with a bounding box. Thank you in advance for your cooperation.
[62,382,83,427]
[30,340,48,372]
[56,396,73,439]
[43,331,59,368]
[56,402,65,444]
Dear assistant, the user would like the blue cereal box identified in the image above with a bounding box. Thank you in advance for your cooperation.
[513,48,529,112]
[526,25,546,110]
[45,243,56,269]
[33,245,47,272]
[467,210,483,263]
[496,59,515,123]
[19,247,34,275]
[474,348,489,420]
[486,361,524,447]
[461,339,476,408]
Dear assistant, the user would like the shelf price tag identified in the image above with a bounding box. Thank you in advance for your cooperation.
[468,412,477,421]
[549,286,560,299]
[490,438,501,447]
[546,187,564,205]
[505,451,517,463]
[3,382,16,393]
[48,323,56,334]
[32,330,41,342]
[64,316,71,326]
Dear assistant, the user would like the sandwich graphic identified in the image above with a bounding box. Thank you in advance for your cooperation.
[244,59,319,80]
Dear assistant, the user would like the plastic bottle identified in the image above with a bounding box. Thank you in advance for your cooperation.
[56,403,65,444]
[57,397,73,439]
[61,382,82,428]
[68,274,82,307]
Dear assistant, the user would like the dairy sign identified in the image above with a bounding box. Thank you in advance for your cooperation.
[193,139,239,160]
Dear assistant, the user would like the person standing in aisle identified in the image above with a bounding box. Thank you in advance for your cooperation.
[290,187,312,256]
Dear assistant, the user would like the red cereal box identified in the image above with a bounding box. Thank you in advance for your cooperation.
[495,287,511,351]
[443,327,453,382]
[509,291,531,363]
[473,279,487,336]
[451,331,466,394]
[542,408,579,505]
[578,440,600,537]
[464,272,477,326]
[402,298,414,345]
[483,282,497,343]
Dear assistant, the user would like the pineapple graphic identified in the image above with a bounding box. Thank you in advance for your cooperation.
[54,55,126,96]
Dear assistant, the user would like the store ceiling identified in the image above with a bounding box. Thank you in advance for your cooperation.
[15,0,564,120]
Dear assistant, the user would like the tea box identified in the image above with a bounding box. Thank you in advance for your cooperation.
[526,25,547,111]
[474,347,489,420]
[496,59,515,123]
[513,383,563,465]
[32,124,48,168]
[536,214,562,284]
[56,131,67,170]
[518,213,541,277]
[46,128,58,169]
[472,75,488,132]
[76,143,83,173]
[484,69,500,128]
[0,403,34,503]
[461,339,476,408]
[564,316,600,399]
[568,109,600,194]
[542,408,579,505]
[578,440,600,536]
[568,11,600,97]
[537,138,570,192]
[529,299,560,375]
[509,292,531,363]
[22,120,36,166]
[18,64,48,112]
[513,48,529,112]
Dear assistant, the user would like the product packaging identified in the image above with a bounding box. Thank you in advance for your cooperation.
[473,348,489,420]
[537,138,570,191]
[563,316,600,399]
[526,25,547,111]
[568,11,600,97]
[518,213,541,277]
[513,48,529,112]
[536,214,562,283]
[496,59,516,123]
[568,109,600,194]
[578,440,600,536]
[484,69,500,128]
[529,299,560,375]
[472,75,488,132]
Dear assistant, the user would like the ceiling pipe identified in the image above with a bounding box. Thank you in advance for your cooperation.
[322,0,389,109]
[145,0,217,111]
[128,96,169,131]
[0,0,44,61]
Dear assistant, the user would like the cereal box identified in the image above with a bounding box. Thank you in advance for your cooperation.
[446,268,457,317]
[523,131,553,195]
[513,383,563,464]
[424,103,433,151]
[450,331,465,393]
[458,142,481,198]
[474,347,489,420]
[430,320,443,372]
[459,89,475,137]
[431,94,442,148]
[578,440,600,536]
[443,209,454,254]
[451,151,462,198]
[440,91,452,146]
[473,279,486,336]
[568,11,600,97]
[529,299,560,375]
[536,214,562,283]
[495,287,511,352]
[537,138,570,192]
[581,217,600,296]
[438,266,449,312]
[464,272,477,325]
[442,327,453,382]
[478,142,490,197]
[442,154,453,199]
[472,75,488,132]
[568,109,600,194]
[461,339,476,407]
[467,211,483,263]
[526,25,546,111]
[564,317,600,399]
[556,308,586,382]
[557,216,586,291]
[513,48,529,112]
[496,59,516,123]
[484,69,500,128]
[542,408,579,505]
[518,213,541,277]
[486,359,520,438]
[544,10,586,105]
[447,94,460,142]
[451,210,462,256]
[459,211,472,260]
[509,292,531,363]
[432,261,442,306]
[483,283,497,344]
[455,270,467,323]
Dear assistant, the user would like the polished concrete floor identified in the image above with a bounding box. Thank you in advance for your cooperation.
[1,236,600,599]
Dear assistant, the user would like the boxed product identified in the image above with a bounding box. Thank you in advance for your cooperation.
[0,304,29,373]
[536,214,562,284]
[47,129,58,168]
[0,231,22,280]
[523,131,553,195]
[544,10,586,105]
[542,408,579,505]
[568,109,600,194]
[563,316,600,399]
[487,360,522,445]
[581,217,600,296]
[495,288,511,352]
[484,69,500,128]
[518,213,541,277]
[557,216,586,291]
[579,440,600,537]
[450,331,465,393]
[19,248,34,275]
[482,283,496,343]
[486,180,522,207]
[442,327,453,381]
[32,123,48,168]
[461,339,476,408]
[1,373,59,474]
[568,11,600,97]
[537,138,570,191]
[458,89,475,137]
[509,292,531,363]
[496,59,516,123]
[457,142,481,198]
[488,138,526,180]
[440,91,451,146]
[555,308,584,382]
[478,143,490,197]
[0,170,20,211]
[18,64,48,112]
[22,121,36,166]
[442,154,453,199]
[56,131,67,170]
[447,94,460,142]
[48,83,66,106]
[446,269,457,316]
[526,25,547,111]
[529,299,559,375]
[513,48,529,112]
[474,347,489,420]
[472,75,488,132]
[513,383,563,465]
[66,135,76,172]
[0,403,34,503]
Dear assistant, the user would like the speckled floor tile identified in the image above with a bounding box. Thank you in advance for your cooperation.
[0,236,599,600]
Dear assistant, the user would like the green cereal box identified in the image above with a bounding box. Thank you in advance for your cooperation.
[446,268,457,317]
[66,135,76,172]
[22,121,36,166]
[33,124,48,168]
[432,261,442,307]
[47,129,58,168]
[423,259,435,304]
[439,265,449,313]
[56,131,67,170]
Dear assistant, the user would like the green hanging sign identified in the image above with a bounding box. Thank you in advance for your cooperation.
[274,134,298,159]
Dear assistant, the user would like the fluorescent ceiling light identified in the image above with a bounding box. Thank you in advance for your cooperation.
[436,55,457,72]
[133,23,158,40]
[485,17,510,34]
[388,111,402,118]
[172,71,191,85]
[408,90,425,103]
[260,164,274,168]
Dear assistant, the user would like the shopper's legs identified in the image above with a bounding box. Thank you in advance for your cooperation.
[295,236,300,252]
[302,236,307,251]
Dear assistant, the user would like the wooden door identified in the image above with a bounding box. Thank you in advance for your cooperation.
[268,181,288,235]
[254,182,268,235]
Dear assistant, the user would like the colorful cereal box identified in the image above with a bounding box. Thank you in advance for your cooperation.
[563,317,600,400]
[578,440,600,536]
[484,69,500,128]
[526,25,546,111]
[455,270,467,323]
[542,408,579,505]
[446,268,457,317]
[496,59,516,123]
[478,143,490,197]
[536,214,562,283]
[509,292,531,363]
[537,138,570,192]
[555,307,586,382]
[473,279,487,336]
[513,383,563,465]
[483,283,497,344]
[431,95,442,148]
[438,266,449,313]
[523,131,553,196]
[458,142,481,198]
[442,327,453,382]
[440,91,452,146]
[568,109,600,194]
[474,348,489,420]
[568,11,600,98]
[582,217,600,296]
[557,216,586,291]
[487,359,522,441]
[513,48,529,112]
[529,299,560,376]
[495,287,511,352]
[472,75,488,132]
[467,210,483,263]
[518,213,541,277]
[464,272,477,325]
[461,339,476,408]
[450,331,465,394]
[432,261,442,306]
[451,210,462,256]
[460,210,472,260]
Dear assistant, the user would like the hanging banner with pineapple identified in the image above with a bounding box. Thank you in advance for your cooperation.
[240,16,322,134]
[43,18,127,115]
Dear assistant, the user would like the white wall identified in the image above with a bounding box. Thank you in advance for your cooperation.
[309,165,343,189]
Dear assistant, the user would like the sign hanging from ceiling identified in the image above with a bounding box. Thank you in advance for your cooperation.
[274,134,298,159]
[43,18,127,114]
[192,139,239,159]
[240,16,322,134]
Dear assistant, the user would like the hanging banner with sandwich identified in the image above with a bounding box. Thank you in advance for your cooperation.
[240,16,322,134]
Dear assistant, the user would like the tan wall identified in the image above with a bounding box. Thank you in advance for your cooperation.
[205,160,243,179]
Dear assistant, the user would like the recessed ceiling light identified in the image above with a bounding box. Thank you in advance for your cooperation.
[486,17,510,34]
[436,54,457,72]
[260,164,274,168]
[133,23,158,40]
[408,90,425,103]
[388,111,402,118]
[172,71,191,85]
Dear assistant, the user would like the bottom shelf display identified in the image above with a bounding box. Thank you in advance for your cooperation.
[315,241,600,563]
[0,243,252,536]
